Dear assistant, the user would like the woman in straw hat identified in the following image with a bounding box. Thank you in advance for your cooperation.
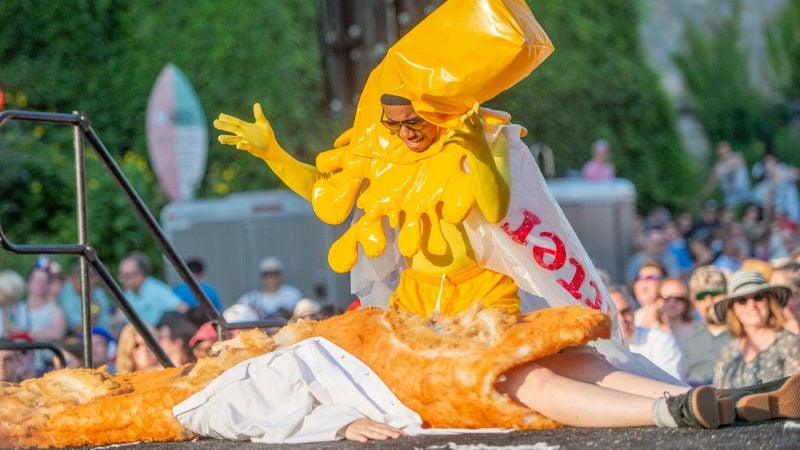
[712,270,800,390]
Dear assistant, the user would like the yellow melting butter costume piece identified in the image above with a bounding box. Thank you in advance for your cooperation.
[215,0,554,315]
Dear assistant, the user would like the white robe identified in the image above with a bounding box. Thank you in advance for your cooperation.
[174,337,506,443]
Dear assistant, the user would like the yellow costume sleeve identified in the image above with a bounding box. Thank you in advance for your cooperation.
[214,103,319,201]
[444,103,511,224]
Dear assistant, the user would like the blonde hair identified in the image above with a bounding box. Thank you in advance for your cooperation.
[115,323,157,373]
[0,270,25,307]
[726,296,785,338]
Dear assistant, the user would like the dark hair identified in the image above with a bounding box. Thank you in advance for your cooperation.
[186,259,204,275]
[156,313,199,363]
[125,251,151,276]
[380,94,411,105]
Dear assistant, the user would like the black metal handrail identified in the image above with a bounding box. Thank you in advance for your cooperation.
[0,109,247,368]
[0,341,67,369]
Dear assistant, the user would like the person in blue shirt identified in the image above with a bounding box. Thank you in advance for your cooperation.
[172,259,222,312]
[118,252,187,325]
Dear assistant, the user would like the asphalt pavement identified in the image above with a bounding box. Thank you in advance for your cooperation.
[81,419,800,450]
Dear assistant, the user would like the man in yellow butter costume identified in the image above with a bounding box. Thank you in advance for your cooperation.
[215,0,553,318]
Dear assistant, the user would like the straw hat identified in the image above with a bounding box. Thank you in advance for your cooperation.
[712,271,792,324]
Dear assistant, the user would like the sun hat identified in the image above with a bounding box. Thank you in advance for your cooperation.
[712,270,792,324]
[741,258,773,280]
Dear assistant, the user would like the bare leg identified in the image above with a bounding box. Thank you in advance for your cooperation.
[497,362,656,427]
[536,352,689,397]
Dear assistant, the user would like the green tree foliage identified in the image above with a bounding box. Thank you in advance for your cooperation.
[767,0,800,101]
[672,1,774,162]
[494,1,697,212]
[766,0,800,166]
[0,0,337,275]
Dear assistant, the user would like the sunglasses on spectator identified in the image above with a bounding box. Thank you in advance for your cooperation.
[694,290,722,301]
[734,294,766,306]
[380,112,426,132]
[659,295,689,303]
[636,274,662,282]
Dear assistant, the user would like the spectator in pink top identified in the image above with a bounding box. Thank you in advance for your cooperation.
[581,138,615,181]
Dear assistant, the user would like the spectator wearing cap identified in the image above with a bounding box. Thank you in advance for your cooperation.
[90,326,116,370]
[118,252,187,326]
[236,257,302,320]
[172,258,223,311]
[712,270,800,388]
[0,270,25,338]
[289,298,322,323]
[677,266,732,386]
[189,322,219,360]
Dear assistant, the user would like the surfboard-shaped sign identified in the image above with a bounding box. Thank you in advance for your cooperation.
[146,64,207,202]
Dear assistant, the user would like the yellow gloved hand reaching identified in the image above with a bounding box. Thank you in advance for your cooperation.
[214,103,287,163]
[214,103,319,200]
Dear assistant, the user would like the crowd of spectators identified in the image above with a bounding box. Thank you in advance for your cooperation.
[0,254,342,382]
[616,196,800,387]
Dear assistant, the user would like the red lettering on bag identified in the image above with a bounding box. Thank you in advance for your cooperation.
[501,207,606,312]
[532,232,566,270]
[501,209,541,245]
[557,257,585,299]
[584,280,603,310]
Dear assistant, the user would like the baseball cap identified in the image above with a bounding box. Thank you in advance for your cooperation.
[258,257,283,274]
[223,304,259,323]
[189,322,219,347]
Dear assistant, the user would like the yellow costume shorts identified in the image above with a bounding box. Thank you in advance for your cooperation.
[390,264,520,317]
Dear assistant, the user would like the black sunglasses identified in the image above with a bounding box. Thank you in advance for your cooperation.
[734,294,767,305]
[380,111,425,132]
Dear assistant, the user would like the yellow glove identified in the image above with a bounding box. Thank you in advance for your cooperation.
[215,103,318,200]
[443,102,511,223]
